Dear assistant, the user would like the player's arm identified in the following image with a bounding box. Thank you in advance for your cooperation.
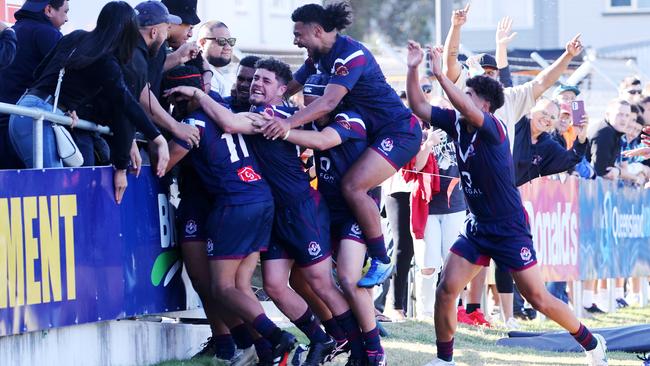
[406,41,432,122]
[286,79,304,97]
[443,3,470,83]
[285,127,343,151]
[163,86,263,134]
[430,47,484,128]
[530,34,583,100]
[165,140,190,174]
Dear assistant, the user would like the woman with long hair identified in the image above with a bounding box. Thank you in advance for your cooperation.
[9,1,168,203]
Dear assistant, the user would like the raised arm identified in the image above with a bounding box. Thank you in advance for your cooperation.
[495,16,517,70]
[406,41,433,122]
[430,47,485,128]
[443,3,470,83]
[139,85,200,148]
[530,34,584,100]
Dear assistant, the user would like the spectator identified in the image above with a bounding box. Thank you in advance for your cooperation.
[618,76,643,105]
[146,0,201,98]
[619,105,649,186]
[514,98,588,186]
[197,20,235,96]
[0,22,17,67]
[8,1,168,203]
[222,55,260,113]
[588,99,631,179]
[640,96,650,127]
[0,0,69,169]
[553,84,580,105]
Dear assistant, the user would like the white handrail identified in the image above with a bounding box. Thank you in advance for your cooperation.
[0,102,111,135]
[0,101,112,169]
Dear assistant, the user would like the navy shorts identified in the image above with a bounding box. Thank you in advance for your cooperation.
[370,114,422,170]
[262,190,331,267]
[176,174,211,244]
[450,213,537,272]
[206,200,274,260]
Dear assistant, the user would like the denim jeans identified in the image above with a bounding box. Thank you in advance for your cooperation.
[8,94,64,168]
[547,281,569,304]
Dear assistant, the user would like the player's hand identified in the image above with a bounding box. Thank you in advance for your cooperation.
[172,121,200,148]
[260,117,291,140]
[250,111,273,129]
[163,85,199,99]
[426,45,444,76]
[406,40,424,69]
[113,168,128,204]
[150,135,170,177]
[496,16,517,46]
[574,114,589,143]
[451,3,470,27]
[642,127,650,145]
[129,140,142,177]
[623,146,650,160]
[565,34,584,57]
[236,112,267,129]
[174,41,200,64]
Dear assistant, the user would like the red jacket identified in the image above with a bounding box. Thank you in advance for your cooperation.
[402,153,440,239]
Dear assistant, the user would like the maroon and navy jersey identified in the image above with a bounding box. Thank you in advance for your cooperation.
[430,106,526,222]
[312,111,367,221]
[176,100,272,205]
[250,105,311,204]
[294,35,411,137]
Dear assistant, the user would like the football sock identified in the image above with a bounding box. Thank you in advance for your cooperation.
[335,310,365,359]
[436,338,454,362]
[213,334,236,360]
[322,317,347,343]
[571,323,598,351]
[294,309,329,343]
[252,314,283,344]
[230,323,254,349]
[362,326,383,354]
[367,235,390,263]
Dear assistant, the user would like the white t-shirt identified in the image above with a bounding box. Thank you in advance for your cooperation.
[453,69,536,153]
[209,65,229,97]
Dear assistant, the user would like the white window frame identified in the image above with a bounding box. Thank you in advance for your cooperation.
[605,0,650,13]
[269,0,293,16]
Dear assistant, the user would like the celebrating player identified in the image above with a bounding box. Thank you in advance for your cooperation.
[406,41,608,366]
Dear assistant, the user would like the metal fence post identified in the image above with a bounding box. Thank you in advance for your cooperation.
[33,115,44,169]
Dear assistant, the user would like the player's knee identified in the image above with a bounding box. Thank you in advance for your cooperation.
[435,280,456,303]
[338,274,357,297]
[263,281,286,301]
[341,177,364,200]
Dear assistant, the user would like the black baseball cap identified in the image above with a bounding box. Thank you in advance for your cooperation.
[162,0,201,25]
[20,0,50,12]
[135,1,182,27]
[476,53,498,70]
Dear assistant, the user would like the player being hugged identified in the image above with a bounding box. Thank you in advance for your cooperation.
[282,73,386,366]
[405,41,608,366]
[258,3,422,288]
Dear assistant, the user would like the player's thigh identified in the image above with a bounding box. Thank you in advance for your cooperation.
[342,147,397,191]
[262,258,293,289]
[438,251,484,298]
[235,251,260,289]
[209,259,241,290]
[510,264,549,302]
[181,241,209,278]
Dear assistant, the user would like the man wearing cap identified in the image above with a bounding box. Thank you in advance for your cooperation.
[554,84,580,105]
[116,0,200,149]
[198,20,236,96]
[443,3,583,153]
[145,0,201,98]
[618,76,643,105]
[0,0,69,169]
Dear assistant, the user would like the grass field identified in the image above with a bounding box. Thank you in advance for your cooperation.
[152,306,650,366]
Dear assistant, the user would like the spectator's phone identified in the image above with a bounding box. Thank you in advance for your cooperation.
[425,51,434,77]
[571,100,586,126]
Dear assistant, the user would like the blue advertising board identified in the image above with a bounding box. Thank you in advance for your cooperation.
[0,167,186,336]
[578,178,650,280]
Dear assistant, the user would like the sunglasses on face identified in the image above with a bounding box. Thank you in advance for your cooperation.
[204,37,237,47]
[421,85,433,94]
[627,89,642,95]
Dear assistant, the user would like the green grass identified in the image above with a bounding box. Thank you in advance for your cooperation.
[151,306,650,366]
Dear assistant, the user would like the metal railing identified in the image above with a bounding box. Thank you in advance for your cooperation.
[0,102,111,169]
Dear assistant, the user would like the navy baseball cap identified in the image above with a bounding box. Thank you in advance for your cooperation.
[162,0,200,25]
[20,0,50,12]
[553,84,581,97]
[303,74,329,97]
[476,53,498,70]
[135,1,182,27]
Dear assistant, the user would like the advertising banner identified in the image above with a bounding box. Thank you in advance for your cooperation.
[520,176,581,281]
[578,178,650,280]
[0,167,186,336]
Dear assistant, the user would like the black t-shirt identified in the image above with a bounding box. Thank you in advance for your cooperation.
[123,35,150,97]
[428,131,466,215]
